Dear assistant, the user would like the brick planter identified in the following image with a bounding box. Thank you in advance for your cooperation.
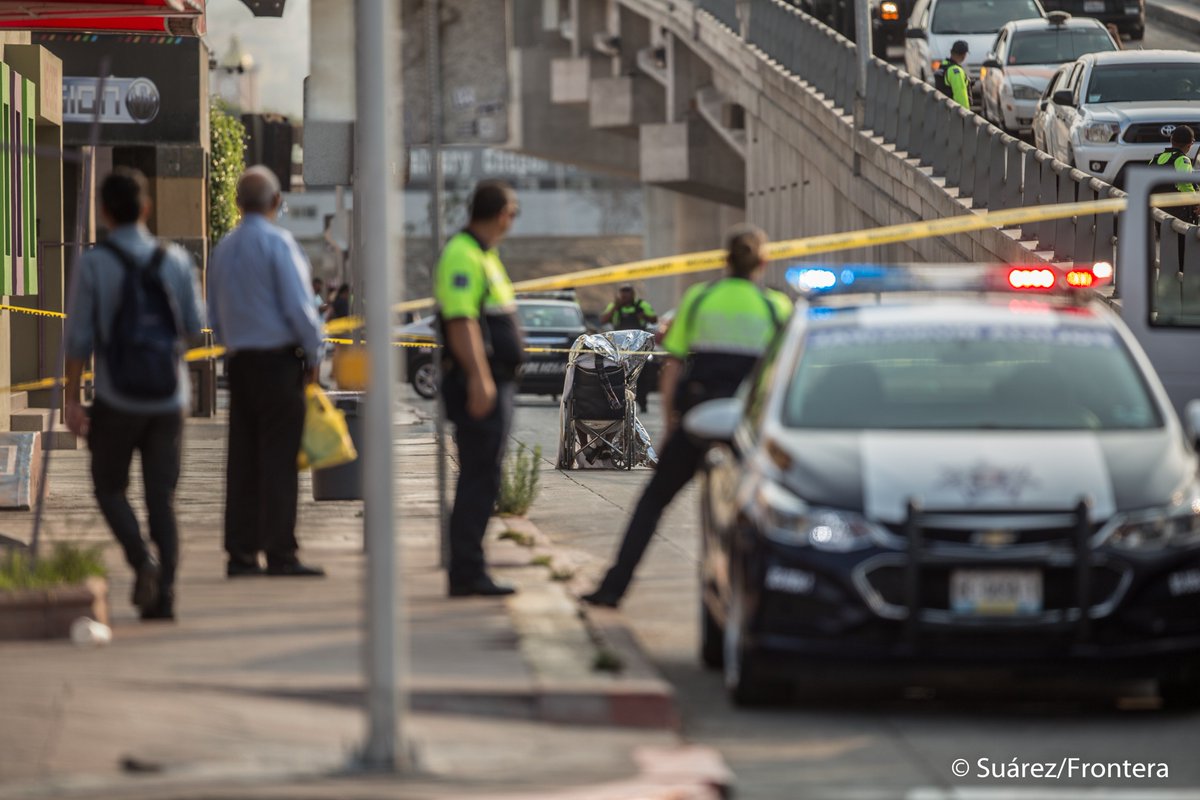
[0,577,109,640]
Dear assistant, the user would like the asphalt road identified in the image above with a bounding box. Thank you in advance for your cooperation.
[486,389,1200,800]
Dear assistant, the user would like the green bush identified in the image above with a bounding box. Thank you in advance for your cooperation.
[0,543,106,592]
[496,443,541,516]
[209,101,247,246]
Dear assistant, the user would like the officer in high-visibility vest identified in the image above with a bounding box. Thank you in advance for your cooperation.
[946,40,970,110]
[435,181,524,598]
[1151,124,1199,225]
[602,285,659,411]
[582,225,792,608]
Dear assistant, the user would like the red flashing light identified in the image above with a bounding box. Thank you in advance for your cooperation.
[1007,268,1056,290]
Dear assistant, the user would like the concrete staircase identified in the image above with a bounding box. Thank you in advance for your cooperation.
[9,391,81,451]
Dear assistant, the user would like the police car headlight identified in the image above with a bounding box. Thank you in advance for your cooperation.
[1084,122,1120,144]
[1107,485,1200,551]
[1011,84,1041,101]
[756,482,877,551]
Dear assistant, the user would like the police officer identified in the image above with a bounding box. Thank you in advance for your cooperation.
[602,284,659,412]
[435,181,523,597]
[1151,124,1199,225]
[945,40,970,110]
[582,225,792,608]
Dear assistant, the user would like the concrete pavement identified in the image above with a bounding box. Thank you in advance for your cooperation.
[0,403,727,800]
[1145,0,1200,38]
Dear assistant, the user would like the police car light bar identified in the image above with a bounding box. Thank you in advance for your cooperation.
[786,263,1112,297]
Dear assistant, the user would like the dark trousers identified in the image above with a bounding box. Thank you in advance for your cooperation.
[224,350,306,568]
[443,373,515,588]
[594,428,705,600]
[89,400,183,596]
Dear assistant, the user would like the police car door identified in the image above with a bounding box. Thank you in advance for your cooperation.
[1115,166,1200,419]
[1049,61,1084,163]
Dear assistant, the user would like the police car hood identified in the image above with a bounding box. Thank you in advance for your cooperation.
[1081,101,1200,124]
[772,429,1191,524]
[1005,65,1057,88]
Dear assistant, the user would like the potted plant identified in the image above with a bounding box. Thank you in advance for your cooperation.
[0,543,108,640]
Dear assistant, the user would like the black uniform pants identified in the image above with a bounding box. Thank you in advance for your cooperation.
[593,427,705,600]
[89,400,183,596]
[224,349,307,568]
[443,372,515,588]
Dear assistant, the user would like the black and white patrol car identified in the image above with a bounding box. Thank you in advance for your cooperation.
[688,264,1200,706]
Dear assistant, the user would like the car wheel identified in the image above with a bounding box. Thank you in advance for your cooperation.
[723,566,790,707]
[700,594,724,670]
[410,359,439,399]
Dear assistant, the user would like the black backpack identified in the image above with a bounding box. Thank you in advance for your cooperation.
[96,242,183,400]
[934,65,954,99]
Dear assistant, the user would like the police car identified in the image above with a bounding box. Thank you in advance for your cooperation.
[687,263,1200,706]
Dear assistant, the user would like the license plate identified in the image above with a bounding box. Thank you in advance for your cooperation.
[950,569,1042,616]
[1083,0,1105,12]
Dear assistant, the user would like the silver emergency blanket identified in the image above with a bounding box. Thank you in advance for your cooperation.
[556,330,658,469]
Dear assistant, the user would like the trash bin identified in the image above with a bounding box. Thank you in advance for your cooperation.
[311,391,364,501]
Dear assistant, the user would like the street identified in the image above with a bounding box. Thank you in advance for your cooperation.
[424,389,1200,799]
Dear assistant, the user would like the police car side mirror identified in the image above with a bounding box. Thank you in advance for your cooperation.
[905,27,926,39]
[684,397,742,444]
[1052,89,1074,107]
[1184,400,1200,450]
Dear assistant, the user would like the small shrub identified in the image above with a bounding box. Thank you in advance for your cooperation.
[209,101,247,247]
[530,554,553,568]
[498,529,534,547]
[496,443,541,516]
[0,543,106,592]
[592,649,625,673]
[550,567,576,582]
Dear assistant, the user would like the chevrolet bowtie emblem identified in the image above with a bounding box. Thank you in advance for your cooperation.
[972,529,1018,547]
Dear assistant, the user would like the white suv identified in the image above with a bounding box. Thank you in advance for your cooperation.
[1033,50,1200,187]
[905,0,1045,89]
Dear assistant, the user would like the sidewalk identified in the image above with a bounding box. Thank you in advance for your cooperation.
[1146,0,1200,37]
[0,406,727,800]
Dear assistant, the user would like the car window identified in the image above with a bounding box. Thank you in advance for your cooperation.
[931,0,1042,35]
[1085,62,1200,104]
[517,303,584,329]
[783,324,1162,431]
[1041,66,1068,100]
[1008,28,1116,65]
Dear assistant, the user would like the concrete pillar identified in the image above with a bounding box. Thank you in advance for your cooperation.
[640,185,742,315]
[309,0,355,122]
[667,32,710,123]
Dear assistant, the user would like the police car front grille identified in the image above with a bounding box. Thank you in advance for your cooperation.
[865,564,1125,613]
[881,521,1102,546]
[1123,123,1200,145]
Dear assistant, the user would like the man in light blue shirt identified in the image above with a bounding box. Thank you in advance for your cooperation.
[208,166,325,579]
[64,168,204,621]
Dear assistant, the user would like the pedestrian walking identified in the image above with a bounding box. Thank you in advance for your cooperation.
[208,166,326,578]
[602,284,659,412]
[63,168,204,621]
[582,225,792,608]
[436,181,523,597]
[940,40,971,109]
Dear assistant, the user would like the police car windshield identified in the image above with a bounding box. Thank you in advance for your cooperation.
[783,324,1162,430]
[517,303,584,329]
[1085,63,1200,104]
[1009,28,1115,65]
[931,0,1042,35]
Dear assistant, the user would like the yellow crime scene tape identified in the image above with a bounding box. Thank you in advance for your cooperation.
[0,190,1194,394]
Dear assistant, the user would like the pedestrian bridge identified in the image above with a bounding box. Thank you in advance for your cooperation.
[507,0,1198,305]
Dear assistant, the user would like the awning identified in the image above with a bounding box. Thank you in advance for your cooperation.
[0,1,206,34]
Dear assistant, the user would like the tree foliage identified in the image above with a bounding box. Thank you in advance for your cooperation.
[209,102,247,246]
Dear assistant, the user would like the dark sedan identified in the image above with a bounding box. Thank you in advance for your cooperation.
[688,264,1200,707]
[400,298,588,399]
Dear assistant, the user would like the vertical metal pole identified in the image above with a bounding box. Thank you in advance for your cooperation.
[854,0,871,132]
[356,0,404,771]
[427,0,451,569]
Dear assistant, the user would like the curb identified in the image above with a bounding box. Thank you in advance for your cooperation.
[1145,0,1200,37]
[494,516,681,731]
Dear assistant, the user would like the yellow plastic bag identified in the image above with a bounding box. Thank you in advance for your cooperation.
[297,385,359,471]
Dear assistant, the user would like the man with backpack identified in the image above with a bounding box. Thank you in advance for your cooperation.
[937,40,971,109]
[64,168,203,621]
[582,225,792,608]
